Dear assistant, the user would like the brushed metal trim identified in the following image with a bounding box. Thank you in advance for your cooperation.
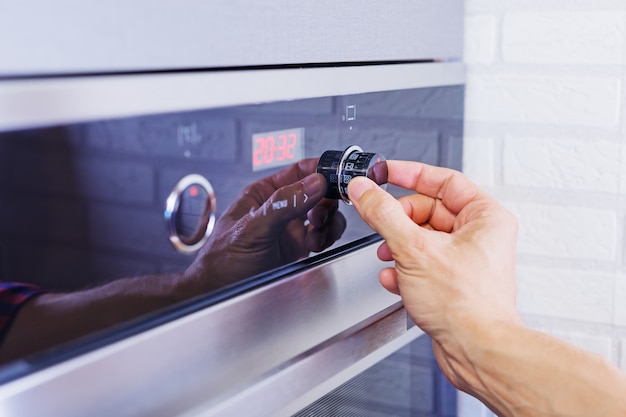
[274,327,424,417]
[190,310,424,417]
[0,1,463,75]
[0,242,411,417]
[0,62,465,132]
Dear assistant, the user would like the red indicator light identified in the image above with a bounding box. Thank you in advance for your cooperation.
[189,186,199,197]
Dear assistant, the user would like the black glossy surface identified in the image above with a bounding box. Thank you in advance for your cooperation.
[0,85,464,366]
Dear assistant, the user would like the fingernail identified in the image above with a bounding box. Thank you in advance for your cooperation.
[302,173,324,197]
[347,176,374,202]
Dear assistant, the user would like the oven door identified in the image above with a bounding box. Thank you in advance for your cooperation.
[0,62,464,416]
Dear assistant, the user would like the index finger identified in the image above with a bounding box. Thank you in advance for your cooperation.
[387,160,483,215]
[243,158,320,204]
[267,158,319,190]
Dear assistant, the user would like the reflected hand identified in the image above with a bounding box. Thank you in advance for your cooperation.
[347,160,520,391]
[186,158,346,289]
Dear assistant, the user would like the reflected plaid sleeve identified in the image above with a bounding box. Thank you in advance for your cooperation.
[0,283,47,344]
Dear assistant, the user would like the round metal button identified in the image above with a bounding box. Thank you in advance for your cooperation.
[164,174,216,254]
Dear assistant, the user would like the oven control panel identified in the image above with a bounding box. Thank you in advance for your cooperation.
[0,86,462,291]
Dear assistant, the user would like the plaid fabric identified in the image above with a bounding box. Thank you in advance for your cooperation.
[0,283,47,344]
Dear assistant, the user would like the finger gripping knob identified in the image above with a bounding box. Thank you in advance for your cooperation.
[317,145,387,205]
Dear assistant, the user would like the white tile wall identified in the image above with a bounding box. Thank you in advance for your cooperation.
[464,15,496,65]
[462,136,495,186]
[506,202,617,261]
[503,136,621,193]
[516,266,614,323]
[463,0,626,413]
[465,73,621,127]
[502,11,626,65]
[615,274,626,326]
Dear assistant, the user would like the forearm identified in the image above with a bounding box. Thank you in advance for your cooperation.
[0,272,191,363]
[453,321,626,417]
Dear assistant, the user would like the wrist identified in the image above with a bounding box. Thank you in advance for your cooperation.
[179,253,230,298]
[447,317,626,417]
[436,308,525,396]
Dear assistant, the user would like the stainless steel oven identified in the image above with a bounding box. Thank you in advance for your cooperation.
[0,2,464,416]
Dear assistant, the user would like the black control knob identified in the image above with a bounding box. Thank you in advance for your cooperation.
[317,145,388,205]
[165,174,216,254]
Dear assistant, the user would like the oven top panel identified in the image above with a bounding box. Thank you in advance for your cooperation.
[0,0,463,76]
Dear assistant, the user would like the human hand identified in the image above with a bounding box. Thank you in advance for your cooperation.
[347,160,521,391]
[185,158,346,290]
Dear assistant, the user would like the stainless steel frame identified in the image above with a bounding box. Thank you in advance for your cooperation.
[0,63,464,416]
[0,62,464,132]
[0,244,421,417]
[0,1,464,75]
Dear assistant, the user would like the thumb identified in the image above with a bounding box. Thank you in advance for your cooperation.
[348,176,424,255]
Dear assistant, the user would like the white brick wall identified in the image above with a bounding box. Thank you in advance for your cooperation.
[615,275,626,327]
[506,203,617,261]
[502,11,626,66]
[462,137,495,186]
[464,15,496,65]
[463,1,626,410]
[466,74,621,127]
[503,136,621,193]
[516,266,614,322]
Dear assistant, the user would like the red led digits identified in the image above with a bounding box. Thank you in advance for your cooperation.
[272,134,284,162]
[286,133,297,159]
[252,136,266,168]
[252,128,304,172]
[263,135,275,164]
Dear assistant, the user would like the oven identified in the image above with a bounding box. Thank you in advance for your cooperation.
[0,2,464,416]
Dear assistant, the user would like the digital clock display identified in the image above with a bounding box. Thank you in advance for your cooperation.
[252,127,305,171]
